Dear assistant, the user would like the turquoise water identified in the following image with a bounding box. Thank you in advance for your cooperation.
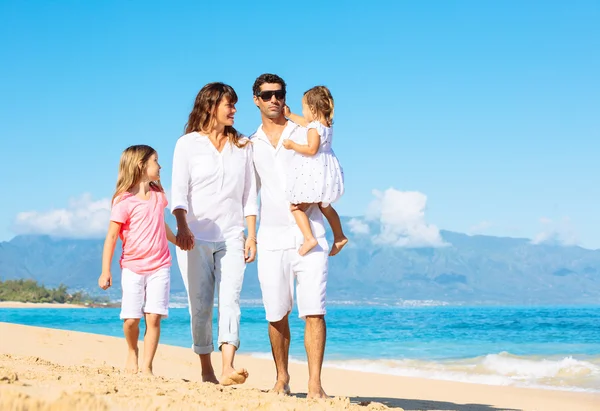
[1,304,599,392]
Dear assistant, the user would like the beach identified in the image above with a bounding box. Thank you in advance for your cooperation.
[0,323,598,411]
[0,301,87,309]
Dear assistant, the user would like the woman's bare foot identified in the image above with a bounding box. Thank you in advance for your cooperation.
[307,382,328,399]
[298,237,318,256]
[270,379,291,395]
[125,348,139,374]
[329,236,348,256]
[220,367,249,386]
[202,373,220,384]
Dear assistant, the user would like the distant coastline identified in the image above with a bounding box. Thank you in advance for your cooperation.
[0,301,120,309]
[0,279,111,307]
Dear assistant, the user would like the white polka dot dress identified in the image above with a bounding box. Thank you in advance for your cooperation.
[286,121,344,206]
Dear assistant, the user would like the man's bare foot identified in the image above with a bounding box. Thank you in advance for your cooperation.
[307,382,328,399]
[298,237,318,256]
[329,236,348,256]
[125,348,139,374]
[202,373,219,384]
[220,367,249,386]
[270,379,291,395]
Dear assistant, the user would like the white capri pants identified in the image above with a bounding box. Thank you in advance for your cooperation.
[257,235,329,322]
[120,267,171,320]
[176,237,246,355]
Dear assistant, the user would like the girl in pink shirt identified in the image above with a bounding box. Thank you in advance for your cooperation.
[98,144,176,375]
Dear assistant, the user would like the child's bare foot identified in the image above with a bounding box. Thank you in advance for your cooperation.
[125,348,139,374]
[141,366,153,376]
[202,373,220,384]
[220,367,249,386]
[298,237,318,256]
[329,236,348,256]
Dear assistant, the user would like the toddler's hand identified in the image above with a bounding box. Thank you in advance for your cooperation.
[282,139,293,150]
[98,272,112,290]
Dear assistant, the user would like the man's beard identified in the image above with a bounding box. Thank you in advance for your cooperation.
[263,107,282,119]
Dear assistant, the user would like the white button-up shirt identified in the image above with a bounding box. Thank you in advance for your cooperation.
[171,132,258,242]
[250,121,326,250]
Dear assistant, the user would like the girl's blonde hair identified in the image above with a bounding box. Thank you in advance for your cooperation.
[112,144,163,206]
[303,85,335,127]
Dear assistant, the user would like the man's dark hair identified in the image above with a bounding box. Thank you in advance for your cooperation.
[252,73,287,96]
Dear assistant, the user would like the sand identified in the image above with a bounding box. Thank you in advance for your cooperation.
[0,302,87,309]
[0,323,598,411]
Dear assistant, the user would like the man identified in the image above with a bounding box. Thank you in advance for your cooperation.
[250,73,329,398]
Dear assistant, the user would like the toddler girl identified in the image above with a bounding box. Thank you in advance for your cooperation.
[283,85,348,256]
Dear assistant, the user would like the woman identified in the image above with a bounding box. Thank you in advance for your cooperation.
[171,82,257,385]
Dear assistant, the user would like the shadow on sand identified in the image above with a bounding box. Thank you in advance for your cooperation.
[292,393,522,411]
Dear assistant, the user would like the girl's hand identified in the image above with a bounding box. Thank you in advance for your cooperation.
[244,237,256,263]
[176,224,195,251]
[98,271,112,290]
[284,105,291,118]
[282,139,293,150]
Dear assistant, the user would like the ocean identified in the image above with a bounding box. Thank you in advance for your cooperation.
[1,303,599,393]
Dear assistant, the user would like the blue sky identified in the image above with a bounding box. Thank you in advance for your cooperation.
[1,0,599,248]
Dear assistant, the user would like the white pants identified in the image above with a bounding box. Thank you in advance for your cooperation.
[257,235,329,322]
[120,267,171,319]
[176,237,246,355]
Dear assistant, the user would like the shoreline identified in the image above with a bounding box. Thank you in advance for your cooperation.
[1,315,599,395]
[0,301,88,309]
[1,322,599,410]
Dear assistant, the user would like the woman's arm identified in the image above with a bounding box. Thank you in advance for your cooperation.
[242,144,258,263]
[242,143,258,218]
[171,138,195,250]
[244,215,257,263]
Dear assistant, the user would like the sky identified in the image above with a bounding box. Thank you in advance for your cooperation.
[1,0,599,249]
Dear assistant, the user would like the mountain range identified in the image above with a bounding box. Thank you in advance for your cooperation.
[1,216,599,305]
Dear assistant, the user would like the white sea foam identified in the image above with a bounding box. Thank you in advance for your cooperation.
[480,353,600,380]
[324,299,451,307]
[168,302,189,309]
[170,298,452,308]
[248,352,600,393]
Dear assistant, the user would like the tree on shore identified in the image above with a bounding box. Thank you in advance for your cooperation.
[0,279,105,304]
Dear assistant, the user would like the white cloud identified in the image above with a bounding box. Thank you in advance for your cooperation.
[348,218,370,235]
[469,221,493,235]
[13,193,111,238]
[531,217,578,246]
[365,188,447,248]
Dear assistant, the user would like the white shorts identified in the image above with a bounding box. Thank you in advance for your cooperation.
[120,267,170,320]
[257,236,328,322]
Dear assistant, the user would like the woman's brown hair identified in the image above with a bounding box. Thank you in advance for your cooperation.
[185,82,248,148]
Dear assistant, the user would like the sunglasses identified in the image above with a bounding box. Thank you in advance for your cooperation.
[257,90,286,101]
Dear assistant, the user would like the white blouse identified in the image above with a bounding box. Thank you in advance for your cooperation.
[171,132,258,242]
